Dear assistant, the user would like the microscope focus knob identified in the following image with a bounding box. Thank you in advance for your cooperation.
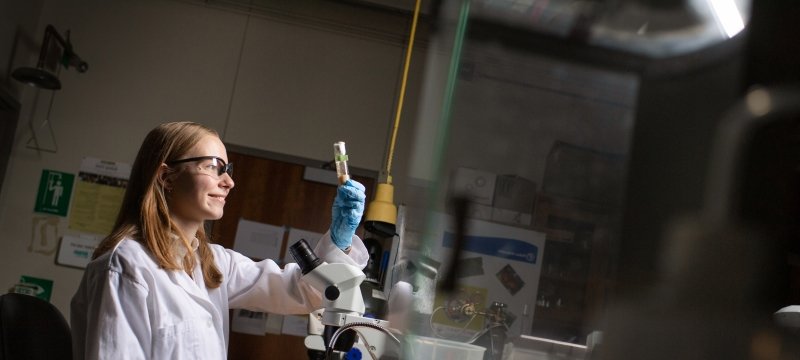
[325,285,340,301]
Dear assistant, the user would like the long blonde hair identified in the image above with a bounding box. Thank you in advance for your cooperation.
[93,121,223,288]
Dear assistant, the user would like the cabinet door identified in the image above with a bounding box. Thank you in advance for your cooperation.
[209,150,375,360]
[531,194,613,342]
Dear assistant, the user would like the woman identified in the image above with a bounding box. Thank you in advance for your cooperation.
[71,122,368,359]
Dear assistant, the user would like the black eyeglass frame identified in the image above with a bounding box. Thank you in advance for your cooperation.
[167,156,233,178]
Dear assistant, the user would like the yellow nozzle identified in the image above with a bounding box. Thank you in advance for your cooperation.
[365,183,397,226]
[364,183,397,237]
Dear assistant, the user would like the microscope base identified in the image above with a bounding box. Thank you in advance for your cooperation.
[305,313,395,358]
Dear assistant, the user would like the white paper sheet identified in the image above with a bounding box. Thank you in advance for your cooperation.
[281,314,309,337]
[406,212,546,339]
[233,218,285,260]
[56,234,101,268]
[231,309,268,335]
[265,313,284,335]
[287,228,323,250]
[284,228,324,263]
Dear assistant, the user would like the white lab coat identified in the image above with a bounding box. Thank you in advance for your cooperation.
[70,232,367,360]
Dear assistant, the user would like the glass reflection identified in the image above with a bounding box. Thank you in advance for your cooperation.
[387,0,755,359]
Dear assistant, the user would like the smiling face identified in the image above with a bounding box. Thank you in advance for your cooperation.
[163,134,234,234]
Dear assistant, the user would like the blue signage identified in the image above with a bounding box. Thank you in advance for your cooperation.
[442,232,538,264]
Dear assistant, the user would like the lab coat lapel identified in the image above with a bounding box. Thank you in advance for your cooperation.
[166,267,222,324]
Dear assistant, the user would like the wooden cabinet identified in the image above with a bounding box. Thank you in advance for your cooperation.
[530,194,616,343]
[209,150,375,360]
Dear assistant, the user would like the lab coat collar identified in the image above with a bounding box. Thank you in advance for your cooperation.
[171,233,199,261]
[165,244,223,333]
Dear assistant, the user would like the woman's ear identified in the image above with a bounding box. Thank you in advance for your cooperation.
[157,163,173,192]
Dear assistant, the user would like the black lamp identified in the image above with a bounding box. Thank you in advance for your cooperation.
[12,24,88,90]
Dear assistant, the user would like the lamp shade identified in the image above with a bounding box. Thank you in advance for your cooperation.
[364,183,397,237]
[12,66,61,90]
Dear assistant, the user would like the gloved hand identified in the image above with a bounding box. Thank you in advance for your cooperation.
[330,179,366,250]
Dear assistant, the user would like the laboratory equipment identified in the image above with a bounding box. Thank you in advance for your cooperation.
[12,24,89,90]
[333,141,349,185]
[404,335,486,360]
[363,0,424,239]
[472,302,509,360]
[289,239,398,359]
[504,335,587,360]
[434,295,510,360]
[361,238,388,319]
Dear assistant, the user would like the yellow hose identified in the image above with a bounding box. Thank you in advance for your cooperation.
[385,0,422,185]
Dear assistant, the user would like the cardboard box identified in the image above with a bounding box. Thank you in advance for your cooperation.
[493,175,537,213]
[450,167,497,206]
[542,141,625,205]
[491,207,533,226]
[470,203,493,221]
[491,175,536,227]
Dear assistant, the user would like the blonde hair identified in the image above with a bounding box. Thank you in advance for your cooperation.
[93,121,223,288]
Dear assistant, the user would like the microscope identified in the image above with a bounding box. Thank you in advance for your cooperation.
[439,291,510,360]
[289,239,398,359]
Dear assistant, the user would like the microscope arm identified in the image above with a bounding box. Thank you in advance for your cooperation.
[303,262,367,325]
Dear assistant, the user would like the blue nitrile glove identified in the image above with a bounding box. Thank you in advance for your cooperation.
[330,179,366,250]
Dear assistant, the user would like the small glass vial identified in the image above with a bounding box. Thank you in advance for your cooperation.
[333,141,350,185]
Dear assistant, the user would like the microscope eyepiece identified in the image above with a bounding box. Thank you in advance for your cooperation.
[289,239,323,275]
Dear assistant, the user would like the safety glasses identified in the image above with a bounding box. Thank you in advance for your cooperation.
[168,156,233,178]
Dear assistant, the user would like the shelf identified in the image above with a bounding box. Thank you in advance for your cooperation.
[534,306,584,324]
[540,273,588,285]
